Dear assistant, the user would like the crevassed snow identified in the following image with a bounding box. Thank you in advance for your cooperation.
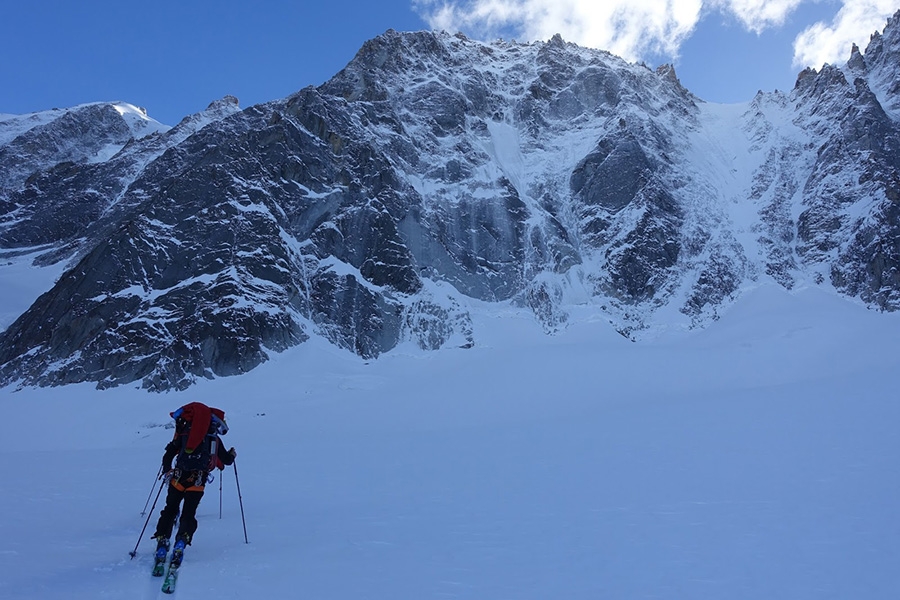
[1,283,898,599]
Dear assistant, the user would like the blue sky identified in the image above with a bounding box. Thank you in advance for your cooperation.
[1,0,896,125]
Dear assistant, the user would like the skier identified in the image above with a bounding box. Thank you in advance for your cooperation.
[151,402,237,562]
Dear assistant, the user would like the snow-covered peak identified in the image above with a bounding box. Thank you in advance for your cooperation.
[0,101,174,192]
[0,102,169,150]
[110,101,170,136]
[170,95,242,136]
[0,106,67,147]
[326,29,690,116]
[860,10,900,118]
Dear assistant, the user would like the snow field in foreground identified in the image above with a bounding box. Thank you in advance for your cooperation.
[0,285,898,599]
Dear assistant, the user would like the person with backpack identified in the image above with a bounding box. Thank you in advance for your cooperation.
[151,402,237,560]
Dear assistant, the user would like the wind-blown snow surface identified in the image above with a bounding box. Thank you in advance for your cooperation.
[1,285,898,599]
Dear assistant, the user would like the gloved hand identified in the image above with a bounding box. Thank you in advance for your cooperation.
[228,447,237,459]
[159,467,170,480]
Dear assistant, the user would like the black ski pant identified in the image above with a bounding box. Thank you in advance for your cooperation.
[153,483,204,544]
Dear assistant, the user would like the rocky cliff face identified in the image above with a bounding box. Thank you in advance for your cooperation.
[2,14,900,391]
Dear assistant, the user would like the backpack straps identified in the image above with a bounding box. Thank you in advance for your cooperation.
[209,436,218,470]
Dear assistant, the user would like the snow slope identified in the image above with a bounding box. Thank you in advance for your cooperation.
[0,251,67,332]
[1,283,898,599]
[0,102,168,147]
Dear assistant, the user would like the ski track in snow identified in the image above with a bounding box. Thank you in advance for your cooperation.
[1,284,899,599]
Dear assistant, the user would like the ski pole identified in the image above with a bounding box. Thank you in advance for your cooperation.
[219,466,224,519]
[140,465,163,516]
[130,473,169,559]
[232,460,249,543]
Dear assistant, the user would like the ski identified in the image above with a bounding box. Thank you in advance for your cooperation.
[152,558,167,578]
[161,566,179,594]
[161,540,185,594]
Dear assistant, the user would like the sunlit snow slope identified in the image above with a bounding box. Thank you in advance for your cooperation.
[1,284,897,599]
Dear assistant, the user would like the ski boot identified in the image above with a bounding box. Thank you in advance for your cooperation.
[152,537,169,577]
[171,534,189,568]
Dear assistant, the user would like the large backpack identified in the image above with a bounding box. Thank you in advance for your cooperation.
[171,402,228,474]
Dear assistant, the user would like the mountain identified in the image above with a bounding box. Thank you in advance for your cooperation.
[1,14,899,391]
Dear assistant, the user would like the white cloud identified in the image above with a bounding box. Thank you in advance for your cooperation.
[792,0,899,68]
[711,0,807,33]
[413,0,704,61]
[414,0,898,69]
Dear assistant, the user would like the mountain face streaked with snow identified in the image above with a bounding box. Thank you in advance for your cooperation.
[2,15,900,391]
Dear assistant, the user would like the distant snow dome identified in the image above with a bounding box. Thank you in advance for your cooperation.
[112,102,170,137]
